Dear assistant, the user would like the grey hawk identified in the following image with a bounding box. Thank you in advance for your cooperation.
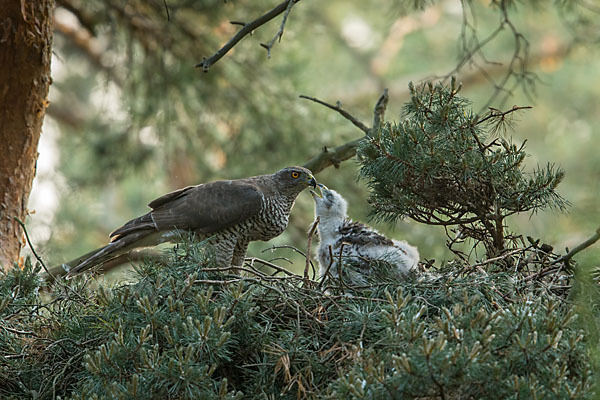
[311,186,419,285]
[66,166,317,276]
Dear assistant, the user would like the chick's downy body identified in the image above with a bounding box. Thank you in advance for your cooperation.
[311,187,419,285]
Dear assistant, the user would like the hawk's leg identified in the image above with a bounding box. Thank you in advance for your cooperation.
[213,235,237,267]
[231,239,249,267]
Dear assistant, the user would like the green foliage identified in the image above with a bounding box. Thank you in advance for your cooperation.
[0,241,597,399]
[358,80,568,256]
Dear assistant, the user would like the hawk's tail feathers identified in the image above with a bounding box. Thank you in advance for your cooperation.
[66,230,154,277]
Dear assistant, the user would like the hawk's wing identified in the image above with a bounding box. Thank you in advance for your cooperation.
[110,180,264,240]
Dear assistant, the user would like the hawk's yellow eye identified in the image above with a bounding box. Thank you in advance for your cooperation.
[291,171,300,179]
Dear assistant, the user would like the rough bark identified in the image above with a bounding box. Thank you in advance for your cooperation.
[0,1,54,269]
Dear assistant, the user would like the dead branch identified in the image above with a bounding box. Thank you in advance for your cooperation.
[372,88,389,132]
[14,218,53,280]
[197,0,301,72]
[554,226,600,266]
[245,257,295,276]
[467,248,528,273]
[305,217,319,281]
[475,105,532,126]
[298,95,370,134]
[302,138,364,174]
[260,0,296,58]
[300,89,389,174]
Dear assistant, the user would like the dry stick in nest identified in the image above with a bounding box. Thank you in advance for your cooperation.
[305,217,320,283]
[318,246,337,290]
[467,248,529,275]
[245,257,296,276]
[260,245,316,277]
[333,242,353,293]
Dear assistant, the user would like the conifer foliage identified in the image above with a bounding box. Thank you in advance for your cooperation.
[0,242,596,399]
[358,80,568,256]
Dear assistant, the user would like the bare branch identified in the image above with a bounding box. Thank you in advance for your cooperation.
[474,105,532,126]
[260,0,296,58]
[245,257,296,276]
[434,0,537,111]
[196,0,301,72]
[554,226,600,266]
[163,0,170,21]
[14,218,52,280]
[305,217,319,282]
[299,95,370,134]
[467,248,528,272]
[372,88,389,133]
[300,89,389,174]
[302,138,363,174]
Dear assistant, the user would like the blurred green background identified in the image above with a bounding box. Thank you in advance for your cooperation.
[28,0,600,274]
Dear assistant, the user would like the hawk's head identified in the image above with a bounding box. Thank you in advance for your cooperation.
[274,166,317,196]
[311,185,348,222]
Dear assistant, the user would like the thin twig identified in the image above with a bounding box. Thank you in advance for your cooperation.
[0,322,38,336]
[305,217,319,282]
[196,0,300,72]
[553,226,600,266]
[468,248,526,271]
[318,246,336,290]
[14,218,88,303]
[195,278,243,285]
[335,243,352,292]
[299,95,370,134]
[163,0,170,21]
[14,218,54,280]
[474,105,532,126]
[260,0,295,58]
[262,244,313,266]
[246,257,295,276]
[300,88,389,174]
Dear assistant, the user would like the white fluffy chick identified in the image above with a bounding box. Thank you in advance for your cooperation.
[310,186,419,285]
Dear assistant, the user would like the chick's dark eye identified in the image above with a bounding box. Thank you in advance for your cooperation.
[291,171,300,179]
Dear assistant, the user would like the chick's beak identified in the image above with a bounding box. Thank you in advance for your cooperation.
[309,182,326,199]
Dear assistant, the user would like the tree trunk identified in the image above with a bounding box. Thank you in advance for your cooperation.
[0,1,54,269]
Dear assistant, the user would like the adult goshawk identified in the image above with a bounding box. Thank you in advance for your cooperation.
[311,186,419,285]
[66,166,317,275]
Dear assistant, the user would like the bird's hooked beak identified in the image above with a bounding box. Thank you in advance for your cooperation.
[310,183,326,199]
[308,175,317,189]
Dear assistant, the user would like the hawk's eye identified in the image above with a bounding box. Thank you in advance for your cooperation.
[291,171,300,179]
